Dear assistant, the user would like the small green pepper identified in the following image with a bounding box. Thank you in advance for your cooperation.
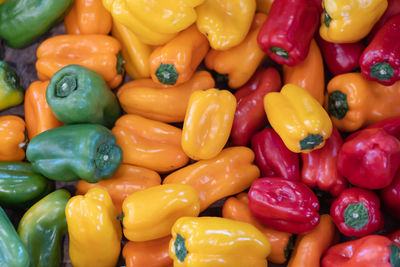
[0,61,24,111]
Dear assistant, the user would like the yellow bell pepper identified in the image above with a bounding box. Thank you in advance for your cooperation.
[320,0,388,43]
[196,0,256,50]
[65,188,122,267]
[122,184,200,242]
[264,84,333,153]
[182,88,236,160]
[169,216,271,266]
[102,0,203,45]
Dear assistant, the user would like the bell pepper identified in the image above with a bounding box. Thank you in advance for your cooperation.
[164,147,260,212]
[64,0,112,35]
[112,114,189,172]
[381,170,400,221]
[349,116,400,141]
[325,73,400,132]
[301,127,348,197]
[264,83,333,153]
[321,235,399,267]
[150,25,209,86]
[248,177,320,234]
[222,193,293,264]
[122,236,173,267]
[283,39,324,104]
[320,0,388,43]
[26,124,123,183]
[0,115,26,161]
[24,81,64,140]
[76,164,161,215]
[337,128,400,189]
[388,229,400,247]
[256,0,274,14]
[35,34,124,89]
[169,216,270,266]
[251,128,300,181]
[0,61,24,111]
[17,189,70,267]
[116,71,214,123]
[102,0,202,46]
[0,206,30,267]
[204,13,267,89]
[0,0,73,48]
[231,67,281,146]
[182,88,236,160]
[257,0,321,66]
[360,14,400,86]
[367,0,400,41]
[65,187,122,267]
[196,0,256,50]
[46,64,121,128]
[121,184,200,242]
[287,214,338,267]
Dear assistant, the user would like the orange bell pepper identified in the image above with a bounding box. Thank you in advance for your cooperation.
[0,115,26,161]
[163,147,260,211]
[204,13,267,89]
[283,39,325,104]
[149,25,209,86]
[222,193,293,264]
[116,71,214,123]
[64,0,112,35]
[325,73,400,132]
[76,163,161,215]
[35,34,123,89]
[112,114,189,172]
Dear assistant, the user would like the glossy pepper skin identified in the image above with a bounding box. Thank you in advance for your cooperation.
[36,34,124,89]
[248,177,320,234]
[264,84,333,153]
[150,25,209,86]
[46,65,121,128]
[251,128,300,181]
[0,0,73,48]
[182,88,236,160]
[169,217,271,267]
[338,128,400,189]
[0,61,24,111]
[0,115,26,161]
[66,187,122,267]
[354,116,400,141]
[320,0,388,43]
[26,124,123,183]
[381,170,400,221]
[231,68,281,146]
[368,0,400,41]
[196,0,256,50]
[388,229,400,246]
[17,189,70,267]
[257,0,321,66]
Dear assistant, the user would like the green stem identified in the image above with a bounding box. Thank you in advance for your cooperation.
[300,134,323,150]
[328,90,349,119]
[174,233,187,262]
[390,244,400,267]
[323,8,332,27]
[370,62,393,82]
[344,202,369,230]
[269,47,289,59]
[116,51,124,75]
[55,75,77,97]
[155,63,179,85]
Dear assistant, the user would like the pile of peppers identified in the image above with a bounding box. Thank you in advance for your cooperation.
[1,0,400,266]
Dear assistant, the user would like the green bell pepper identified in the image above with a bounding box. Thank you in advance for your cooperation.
[0,0,74,48]
[46,64,121,128]
[0,206,30,267]
[0,61,24,111]
[17,189,70,267]
[26,124,123,183]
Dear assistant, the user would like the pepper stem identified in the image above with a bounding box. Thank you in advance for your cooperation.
[174,234,187,262]
[328,90,349,119]
[155,63,179,85]
[269,47,289,59]
[116,213,124,221]
[370,62,393,82]
[344,202,370,230]
[55,75,77,97]
[323,8,332,27]
[1,61,23,92]
[94,143,112,169]
[300,134,323,150]
[390,244,400,266]
[116,51,124,75]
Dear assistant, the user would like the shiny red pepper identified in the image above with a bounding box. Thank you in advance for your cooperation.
[248,177,320,234]
[387,229,400,246]
[367,0,400,42]
[381,170,400,221]
[347,116,400,141]
[231,68,281,146]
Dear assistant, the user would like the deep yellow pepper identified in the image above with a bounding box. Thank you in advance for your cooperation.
[122,184,200,242]
[264,84,333,153]
[65,187,122,267]
[320,0,388,43]
[0,115,26,161]
[169,216,271,266]
[196,0,256,50]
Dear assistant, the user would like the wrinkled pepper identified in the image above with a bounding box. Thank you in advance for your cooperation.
[0,61,24,111]
[26,124,123,183]
[164,147,260,212]
[36,34,124,89]
[0,115,26,161]
[381,170,400,221]
[182,88,236,160]
[368,0,400,41]
[169,217,270,266]
[264,83,333,153]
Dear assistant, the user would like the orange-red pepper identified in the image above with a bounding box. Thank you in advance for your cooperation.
[0,115,26,161]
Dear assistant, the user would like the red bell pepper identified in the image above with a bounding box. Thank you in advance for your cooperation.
[321,235,400,267]
[337,128,400,190]
[257,0,322,66]
[301,127,348,197]
[387,229,400,247]
[231,68,281,146]
[360,14,400,86]
[381,170,400,221]
[248,177,320,234]
[367,0,400,42]
[347,116,400,141]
